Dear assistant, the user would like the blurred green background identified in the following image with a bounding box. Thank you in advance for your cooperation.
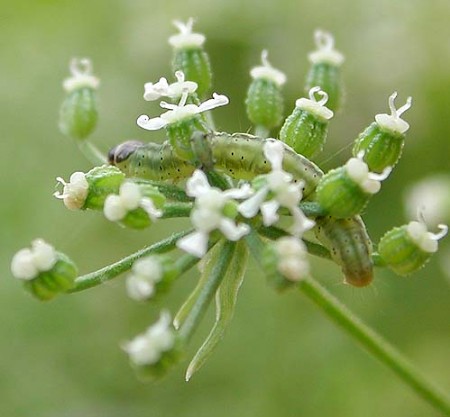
[1,0,450,416]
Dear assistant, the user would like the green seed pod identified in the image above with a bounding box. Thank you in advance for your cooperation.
[316,156,391,218]
[169,19,212,97]
[353,92,412,173]
[378,221,447,276]
[11,239,77,301]
[280,86,333,158]
[59,58,99,140]
[315,216,373,287]
[246,50,286,131]
[305,30,344,112]
[55,165,125,211]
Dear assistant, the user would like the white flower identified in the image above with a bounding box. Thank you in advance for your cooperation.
[168,18,206,49]
[308,30,344,66]
[63,58,100,92]
[250,50,286,87]
[238,140,315,237]
[11,239,58,281]
[126,257,163,301]
[137,90,229,131]
[103,182,162,222]
[177,170,253,257]
[375,92,412,135]
[274,237,310,281]
[406,221,447,253]
[345,153,392,194]
[143,71,198,101]
[122,311,175,366]
[295,86,334,121]
[54,172,89,210]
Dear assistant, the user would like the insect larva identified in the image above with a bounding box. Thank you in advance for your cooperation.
[314,215,373,287]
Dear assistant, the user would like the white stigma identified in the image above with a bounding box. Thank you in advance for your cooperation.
[250,50,287,86]
[375,92,412,134]
[407,222,448,253]
[63,57,100,92]
[169,18,206,49]
[54,172,89,210]
[308,30,344,66]
[295,86,334,121]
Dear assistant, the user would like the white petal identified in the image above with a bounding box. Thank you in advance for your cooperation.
[186,169,211,198]
[289,206,316,237]
[137,115,168,130]
[176,231,210,258]
[104,195,127,221]
[140,198,163,221]
[31,239,57,271]
[119,182,142,210]
[143,77,170,101]
[218,218,250,241]
[197,93,229,113]
[238,187,269,218]
[191,207,222,232]
[122,334,161,366]
[11,248,39,280]
[261,200,280,226]
[263,140,285,171]
[132,257,163,282]
[223,183,254,200]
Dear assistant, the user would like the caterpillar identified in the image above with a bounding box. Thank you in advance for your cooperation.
[109,133,323,198]
[314,215,373,287]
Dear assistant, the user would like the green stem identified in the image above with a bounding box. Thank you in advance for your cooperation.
[178,240,236,342]
[161,202,193,219]
[134,179,191,202]
[246,229,450,415]
[77,141,107,165]
[299,278,450,416]
[69,230,191,292]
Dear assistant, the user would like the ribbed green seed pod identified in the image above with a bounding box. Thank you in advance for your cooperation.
[280,87,333,158]
[169,19,212,97]
[315,215,373,287]
[316,157,390,218]
[59,58,99,140]
[246,50,286,132]
[378,222,447,276]
[353,92,412,173]
[306,30,344,112]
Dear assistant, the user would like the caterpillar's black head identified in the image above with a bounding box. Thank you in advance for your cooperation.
[108,140,144,165]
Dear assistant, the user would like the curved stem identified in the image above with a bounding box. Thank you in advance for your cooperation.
[69,230,192,292]
[299,278,450,416]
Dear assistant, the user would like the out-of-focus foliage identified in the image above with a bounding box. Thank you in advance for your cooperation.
[1,1,449,416]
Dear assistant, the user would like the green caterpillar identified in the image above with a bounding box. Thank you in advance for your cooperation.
[109,133,323,198]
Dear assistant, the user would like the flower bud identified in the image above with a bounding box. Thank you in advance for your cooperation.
[378,222,448,276]
[122,311,182,380]
[316,156,391,218]
[103,181,165,229]
[59,58,99,140]
[11,239,77,301]
[353,92,412,173]
[126,255,178,301]
[306,30,344,112]
[246,50,286,131]
[169,19,212,97]
[280,86,333,158]
[55,166,125,211]
[262,237,310,290]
